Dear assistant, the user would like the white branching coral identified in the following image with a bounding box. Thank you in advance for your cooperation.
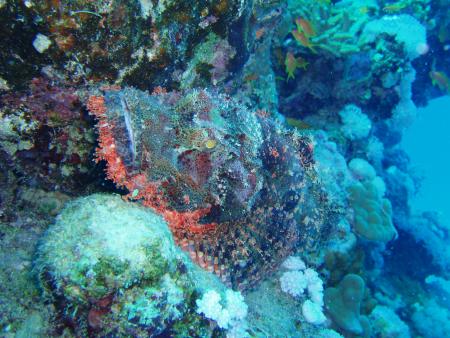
[279,256,326,325]
[196,289,249,337]
[339,104,372,141]
[282,256,307,270]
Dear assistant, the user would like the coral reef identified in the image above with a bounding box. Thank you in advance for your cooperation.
[279,256,326,325]
[0,76,97,191]
[0,0,449,336]
[0,0,253,90]
[196,289,248,337]
[348,178,397,242]
[287,0,375,57]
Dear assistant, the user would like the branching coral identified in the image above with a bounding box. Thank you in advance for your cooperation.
[279,256,327,325]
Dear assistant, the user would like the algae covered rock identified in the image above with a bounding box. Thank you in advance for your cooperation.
[0,0,253,90]
[37,194,177,301]
[35,193,221,336]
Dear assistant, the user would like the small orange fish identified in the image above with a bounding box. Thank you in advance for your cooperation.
[430,71,450,93]
[295,18,316,37]
[255,27,266,40]
[359,6,369,14]
[292,30,316,53]
[285,52,298,80]
[244,73,259,82]
[285,52,309,80]
[383,2,407,13]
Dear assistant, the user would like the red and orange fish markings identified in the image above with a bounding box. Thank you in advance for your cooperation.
[255,109,270,118]
[152,86,167,95]
[87,90,314,286]
[88,95,129,186]
[269,146,280,159]
[87,95,107,116]
[213,257,220,275]
[87,93,217,240]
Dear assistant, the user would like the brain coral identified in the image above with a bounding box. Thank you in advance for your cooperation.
[88,86,332,288]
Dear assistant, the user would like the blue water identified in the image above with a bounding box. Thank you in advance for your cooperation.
[403,96,450,227]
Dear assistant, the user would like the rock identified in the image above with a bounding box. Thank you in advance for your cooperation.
[32,33,51,53]
[35,193,223,336]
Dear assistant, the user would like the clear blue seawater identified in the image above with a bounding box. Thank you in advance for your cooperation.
[403,96,450,227]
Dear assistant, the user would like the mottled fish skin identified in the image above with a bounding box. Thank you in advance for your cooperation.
[93,87,328,289]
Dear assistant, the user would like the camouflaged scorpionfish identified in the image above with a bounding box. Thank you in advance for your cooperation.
[88,86,330,289]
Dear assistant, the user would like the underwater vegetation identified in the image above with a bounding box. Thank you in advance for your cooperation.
[0,0,450,337]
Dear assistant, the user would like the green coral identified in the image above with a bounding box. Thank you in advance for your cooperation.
[324,274,371,336]
[0,221,52,336]
[18,188,70,217]
[125,274,185,326]
[0,109,37,156]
